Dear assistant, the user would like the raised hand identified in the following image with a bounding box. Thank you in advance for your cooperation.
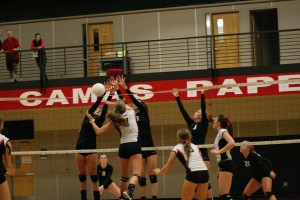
[172,88,179,97]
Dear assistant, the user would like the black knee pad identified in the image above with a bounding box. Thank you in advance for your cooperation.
[208,182,211,190]
[90,175,98,183]
[139,177,147,186]
[242,193,250,200]
[264,191,273,199]
[149,175,157,184]
[120,176,129,182]
[79,175,86,182]
[220,194,231,200]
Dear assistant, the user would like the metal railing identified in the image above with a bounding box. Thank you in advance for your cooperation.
[0,29,299,83]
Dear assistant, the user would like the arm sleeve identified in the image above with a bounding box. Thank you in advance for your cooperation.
[175,96,193,125]
[88,94,104,114]
[31,40,36,50]
[116,89,124,101]
[125,88,145,111]
[253,152,274,171]
[102,165,113,188]
[201,93,209,127]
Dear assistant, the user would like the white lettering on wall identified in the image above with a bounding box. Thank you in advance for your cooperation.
[130,84,154,100]
[247,77,274,94]
[217,79,243,95]
[46,90,69,105]
[20,91,42,106]
[278,74,300,92]
[187,81,213,97]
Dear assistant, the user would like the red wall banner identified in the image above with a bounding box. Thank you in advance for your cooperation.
[0,72,299,110]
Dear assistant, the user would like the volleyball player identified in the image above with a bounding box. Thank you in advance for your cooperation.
[153,128,209,200]
[172,88,213,200]
[117,75,158,200]
[238,141,277,200]
[75,82,111,200]
[0,114,15,200]
[97,154,121,198]
[210,114,236,200]
[86,97,142,200]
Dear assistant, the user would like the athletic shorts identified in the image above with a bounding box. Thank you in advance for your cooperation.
[119,142,142,159]
[142,150,157,159]
[0,174,6,184]
[218,160,236,173]
[200,148,210,161]
[100,179,113,189]
[253,170,271,183]
[186,170,209,184]
[6,59,19,71]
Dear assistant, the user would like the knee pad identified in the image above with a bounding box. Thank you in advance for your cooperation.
[79,175,87,182]
[208,182,211,190]
[220,194,231,200]
[90,175,98,183]
[242,194,250,200]
[120,176,129,182]
[264,191,273,199]
[149,175,157,184]
[139,177,147,186]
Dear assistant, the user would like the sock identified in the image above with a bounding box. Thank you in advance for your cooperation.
[80,190,87,200]
[141,197,146,200]
[93,190,101,200]
[128,183,135,193]
[152,196,157,199]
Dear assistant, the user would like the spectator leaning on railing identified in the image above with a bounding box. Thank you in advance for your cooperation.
[0,30,20,83]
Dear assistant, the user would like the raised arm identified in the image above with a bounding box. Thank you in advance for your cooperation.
[172,88,194,125]
[200,90,209,126]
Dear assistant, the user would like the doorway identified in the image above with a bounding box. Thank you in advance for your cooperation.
[207,12,240,69]
[87,22,114,76]
[250,9,279,66]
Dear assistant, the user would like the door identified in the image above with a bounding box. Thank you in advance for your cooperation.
[250,9,279,66]
[11,140,34,198]
[88,22,114,76]
[212,12,240,68]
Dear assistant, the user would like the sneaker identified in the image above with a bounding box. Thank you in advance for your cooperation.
[122,190,133,200]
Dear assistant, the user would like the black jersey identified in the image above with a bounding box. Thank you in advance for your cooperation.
[0,133,9,176]
[97,164,113,188]
[75,94,112,150]
[239,151,273,175]
[175,94,209,153]
[117,89,154,147]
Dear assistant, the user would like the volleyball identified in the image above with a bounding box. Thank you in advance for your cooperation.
[92,83,105,96]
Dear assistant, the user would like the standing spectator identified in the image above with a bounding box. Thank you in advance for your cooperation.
[75,82,111,200]
[0,30,20,82]
[153,128,209,200]
[97,154,121,198]
[172,88,213,200]
[31,33,47,81]
[210,114,236,200]
[238,141,277,200]
[0,114,15,200]
[117,75,158,200]
[86,98,142,200]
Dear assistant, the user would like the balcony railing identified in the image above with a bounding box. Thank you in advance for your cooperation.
[0,29,299,83]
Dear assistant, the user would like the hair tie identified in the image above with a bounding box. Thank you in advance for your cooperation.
[226,117,231,127]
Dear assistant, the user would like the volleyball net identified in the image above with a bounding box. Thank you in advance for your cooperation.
[1,77,300,199]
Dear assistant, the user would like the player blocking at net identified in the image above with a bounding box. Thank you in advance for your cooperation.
[75,82,113,200]
[86,80,142,200]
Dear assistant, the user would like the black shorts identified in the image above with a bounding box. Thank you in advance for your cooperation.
[0,174,6,184]
[200,148,210,161]
[186,170,209,184]
[78,153,94,157]
[119,142,142,159]
[218,160,236,173]
[253,170,271,183]
[100,179,113,189]
[142,150,157,159]
[6,59,19,71]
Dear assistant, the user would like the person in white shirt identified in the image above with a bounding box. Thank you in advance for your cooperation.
[86,99,142,200]
[153,128,209,200]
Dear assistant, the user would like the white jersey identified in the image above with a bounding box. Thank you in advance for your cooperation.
[0,133,10,157]
[172,143,207,172]
[213,128,232,163]
[119,109,139,144]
